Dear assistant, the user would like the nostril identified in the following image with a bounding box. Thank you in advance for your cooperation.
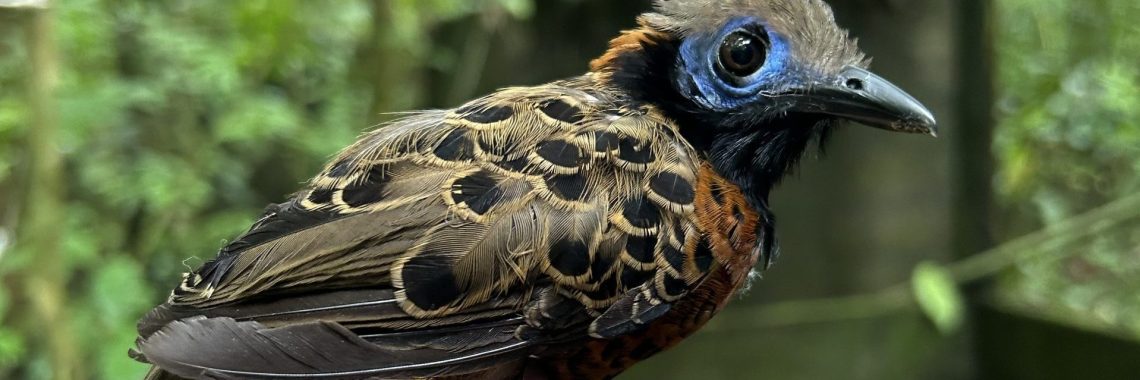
[844,78,865,91]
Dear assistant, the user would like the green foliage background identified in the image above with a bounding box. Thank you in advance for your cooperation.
[0,0,1137,379]
[0,1,534,378]
[994,0,1140,338]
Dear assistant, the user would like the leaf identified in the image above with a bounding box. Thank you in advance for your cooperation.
[497,0,534,19]
[0,327,25,370]
[911,262,965,335]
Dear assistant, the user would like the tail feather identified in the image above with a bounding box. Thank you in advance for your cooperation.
[138,316,534,379]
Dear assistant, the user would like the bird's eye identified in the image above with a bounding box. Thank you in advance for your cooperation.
[718,31,768,78]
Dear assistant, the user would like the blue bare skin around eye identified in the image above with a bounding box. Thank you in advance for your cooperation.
[676,17,799,111]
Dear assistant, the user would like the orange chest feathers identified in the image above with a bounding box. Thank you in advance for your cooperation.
[693,163,764,292]
[654,163,764,332]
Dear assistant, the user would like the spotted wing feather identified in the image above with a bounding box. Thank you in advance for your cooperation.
[136,77,717,378]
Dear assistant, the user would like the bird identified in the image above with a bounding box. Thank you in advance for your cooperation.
[132,0,936,379]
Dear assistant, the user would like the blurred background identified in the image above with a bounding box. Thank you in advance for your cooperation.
[1,0,1139,379]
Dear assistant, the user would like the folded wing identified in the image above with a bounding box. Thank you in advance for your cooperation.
[135,78,717,379]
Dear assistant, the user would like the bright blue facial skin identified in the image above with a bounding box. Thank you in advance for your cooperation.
[676,17,811,112]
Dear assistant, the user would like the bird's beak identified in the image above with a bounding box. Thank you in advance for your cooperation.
[785,66,938,136]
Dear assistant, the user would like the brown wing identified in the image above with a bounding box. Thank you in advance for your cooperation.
[134,77,714,379]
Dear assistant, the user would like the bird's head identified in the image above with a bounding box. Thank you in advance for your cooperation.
[594,0,937,200]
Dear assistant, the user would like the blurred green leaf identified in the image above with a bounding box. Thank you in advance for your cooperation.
[498,0,534,19]
[912,262,965,335]
[0,327,25,371]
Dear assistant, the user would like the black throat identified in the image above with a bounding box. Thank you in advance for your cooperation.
[601,33,831,208]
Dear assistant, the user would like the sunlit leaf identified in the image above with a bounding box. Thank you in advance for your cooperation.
[912,262,965,335]
[498,0,534,19]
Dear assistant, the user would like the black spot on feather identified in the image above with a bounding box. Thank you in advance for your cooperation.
[621,268,654,288]
[661,273,687,297]
[342,166,389,207]
[694,238,714,273]
[401,253,462,311]
[451,170,504,215]
[618,137,655,164]
[662,243,685,272]
[496,157,534,174]
[307,189,333,204]
[709,183,725,204]
[536,140,586,168]
[459,105,513,123]
[592,131,621,153]
[545,174,587,201]
[649,172,695,205]
[624,235,656,264]
[591,250,617,280]
[549,239,590,277]
[434,129,476,161]
[586,275,619,300]
[539,99,584,124]
[622,197,660,229]
[672,224,686,242]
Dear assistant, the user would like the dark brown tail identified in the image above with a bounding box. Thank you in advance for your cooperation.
[144,366,188,380]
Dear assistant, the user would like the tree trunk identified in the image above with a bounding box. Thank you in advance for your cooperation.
[18,5,80,379]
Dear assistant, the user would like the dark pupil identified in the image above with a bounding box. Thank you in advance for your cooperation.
[720,32,765,77]
[729,39,755,66]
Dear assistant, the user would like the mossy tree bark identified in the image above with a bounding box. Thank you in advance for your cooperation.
[17,4,80,379]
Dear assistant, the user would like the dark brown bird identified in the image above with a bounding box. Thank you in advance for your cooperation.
[132,0,935,378]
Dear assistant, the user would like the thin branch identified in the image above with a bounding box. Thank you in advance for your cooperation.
[949,192,1140,283]
[706,285,914,332]
[713,192,1140,330]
